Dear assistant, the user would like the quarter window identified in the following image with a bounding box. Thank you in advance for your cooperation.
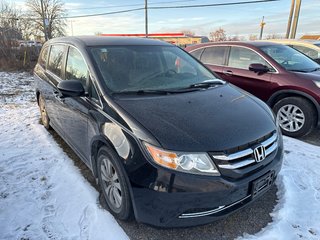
[66,47,88,86]
[228,47,272,70]
[201,46,228,65]
[190,49,203,60]
[39,46,48,68]
[48,45,66,77]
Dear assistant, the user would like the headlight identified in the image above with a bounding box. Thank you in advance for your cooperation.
[144,143,220,176]
[313,80,320,88]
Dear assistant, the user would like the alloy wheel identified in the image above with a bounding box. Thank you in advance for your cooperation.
[100,157,122,210]
[276,104,305,132]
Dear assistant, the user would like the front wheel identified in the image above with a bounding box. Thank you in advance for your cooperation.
[97,146,133,220]
[273,97,316,137]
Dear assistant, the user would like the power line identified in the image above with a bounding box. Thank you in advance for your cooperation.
[62,0,279,19]
[0,0,279,20]
[64,8,144,19]
[148,0,278,10]
[66,0,199,11]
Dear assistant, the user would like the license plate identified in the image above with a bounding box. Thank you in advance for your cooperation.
[251,171,275,199]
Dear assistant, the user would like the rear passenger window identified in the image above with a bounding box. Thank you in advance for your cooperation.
[48,45,66,77]
[66,47,88,86]
[201,46,228,65]
[190,49,203,60]
[39,46,48,68]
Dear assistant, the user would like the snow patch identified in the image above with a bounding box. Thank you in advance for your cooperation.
[0,72,128,240]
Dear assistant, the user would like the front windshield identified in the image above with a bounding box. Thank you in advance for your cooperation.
[259,45,319,72]
[90,45,219,93]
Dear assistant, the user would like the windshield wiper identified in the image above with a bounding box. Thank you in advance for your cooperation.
[290,68,320,73]
[115,88,199,95]
[188,79,225,89]
[289,69,310,73]
[310,67,320,72]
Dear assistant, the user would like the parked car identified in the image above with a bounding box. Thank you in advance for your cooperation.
[27,40,42,47]
[186,41,320,137]
[34,36,283,227]
[267,39,320,64]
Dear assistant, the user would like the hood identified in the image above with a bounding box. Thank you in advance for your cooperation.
[114,84,276,152]
[292,69,320,80]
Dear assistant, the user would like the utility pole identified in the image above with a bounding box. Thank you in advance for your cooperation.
[286,0,295,38]
[40,0,48,41]
[286,0,302,39]
[290,0,301,39]
[259,16,266,40]
[145,0,148,38]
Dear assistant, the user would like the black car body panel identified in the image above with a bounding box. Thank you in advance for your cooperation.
[114,84,275,152]
[34,36,283,227]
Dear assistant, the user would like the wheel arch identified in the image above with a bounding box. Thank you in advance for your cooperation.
[267,90,320,125]
[90,136,117,179]
[90,135,138,220]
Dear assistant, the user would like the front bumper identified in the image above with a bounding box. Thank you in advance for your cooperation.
[130,140,283,228]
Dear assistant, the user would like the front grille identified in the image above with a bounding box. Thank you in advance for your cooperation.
[211,132,278,171]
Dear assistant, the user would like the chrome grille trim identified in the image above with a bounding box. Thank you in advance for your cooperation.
[213,148,253,161]
[178,195,251,218]
[219,159,255,170]
[212,132,278,170]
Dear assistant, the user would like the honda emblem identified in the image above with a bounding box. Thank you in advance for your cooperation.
[253,145,266,162]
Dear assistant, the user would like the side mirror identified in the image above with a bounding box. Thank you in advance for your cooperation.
[249,63,269,74]
[314,58,320,64]
[57,80,85,97]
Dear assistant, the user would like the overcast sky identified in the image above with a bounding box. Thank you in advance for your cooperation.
[14,0,320,39]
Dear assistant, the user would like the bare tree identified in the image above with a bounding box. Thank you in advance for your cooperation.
[26,0,67,40]
[209,27,227,42]
[0,1,22,64]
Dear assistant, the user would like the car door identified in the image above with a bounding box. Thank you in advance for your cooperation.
[199,46,229,78]
[60,46,92,162]
[45,44,68,135]
[222,46,275,101]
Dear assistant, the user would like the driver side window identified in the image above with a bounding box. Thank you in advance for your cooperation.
[228,47,274,71]
[65,47,88,87]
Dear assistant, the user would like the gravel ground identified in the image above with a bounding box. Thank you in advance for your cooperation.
[299,127,320,147]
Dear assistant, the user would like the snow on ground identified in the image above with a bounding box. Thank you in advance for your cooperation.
[0,72,128,239]
[0,72,319,240]
[240,137,320,240]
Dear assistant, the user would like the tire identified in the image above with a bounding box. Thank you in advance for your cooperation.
[38,94,50,129]
[273,97,316,137]
[97,146,133,220]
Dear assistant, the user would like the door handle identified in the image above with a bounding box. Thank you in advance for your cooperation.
[223,70,233,76]
[53,91,65,103]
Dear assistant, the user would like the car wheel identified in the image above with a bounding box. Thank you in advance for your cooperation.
[38,94,50,129]
[97,146,133,220]
[273,97,316,137]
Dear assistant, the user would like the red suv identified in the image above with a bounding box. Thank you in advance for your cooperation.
[186,42,320,137]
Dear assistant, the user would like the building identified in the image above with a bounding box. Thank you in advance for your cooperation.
[300,35,320,40]
[99,33,209,48]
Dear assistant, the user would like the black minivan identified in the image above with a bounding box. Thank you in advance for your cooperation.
[34,36,283,227]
